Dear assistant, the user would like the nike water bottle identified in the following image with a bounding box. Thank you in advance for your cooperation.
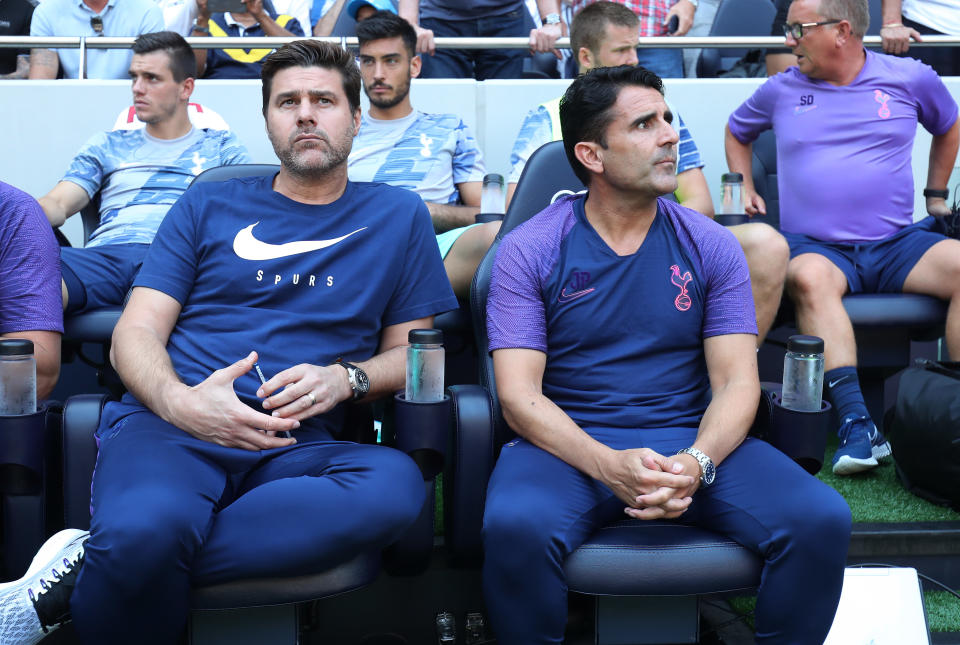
[0,339,36,415]
[781,335,824,412]
[406,329,444,402]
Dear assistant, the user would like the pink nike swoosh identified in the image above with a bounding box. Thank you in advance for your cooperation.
[558,287,595,303]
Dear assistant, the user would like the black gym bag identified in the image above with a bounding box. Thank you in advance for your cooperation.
[886,359,960,511]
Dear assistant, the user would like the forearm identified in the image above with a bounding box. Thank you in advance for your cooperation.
[927,119,960,191]
[258,14,295,37]
[881,0,903,25]
[675,169,714,216]
[352,345,406,401]
[35,337,61,401]
[691,377,757,467]
[501,389,612,481]
[38,197,67,228]
[28,49,58,79]
[398,0,418,24]
[111,321,189,424]
[426,201,480,232]
[535,0,561,17]
[724,125,756,191]
[313,0,347,35]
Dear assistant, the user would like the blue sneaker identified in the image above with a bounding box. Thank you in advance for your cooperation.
[832,416,880,475]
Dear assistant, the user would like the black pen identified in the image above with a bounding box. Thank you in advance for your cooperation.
[253,361,292,439]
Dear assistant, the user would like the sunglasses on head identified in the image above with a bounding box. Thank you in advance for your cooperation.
[90,16,104,35]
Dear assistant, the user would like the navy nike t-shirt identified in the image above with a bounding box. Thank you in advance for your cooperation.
[487,194,756,433]
[118,175,457,435]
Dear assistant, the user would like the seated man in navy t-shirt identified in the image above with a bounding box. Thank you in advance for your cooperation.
[0,40,457,645]
[481,65,852,645]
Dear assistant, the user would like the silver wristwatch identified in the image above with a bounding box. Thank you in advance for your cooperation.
[686,0,699,8]
[676,447,715,487]
[542,12,561,24]
[337,361,369,400]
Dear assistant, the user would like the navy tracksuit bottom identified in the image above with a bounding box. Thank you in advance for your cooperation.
[70,407,425,644]
[482,427,852,645]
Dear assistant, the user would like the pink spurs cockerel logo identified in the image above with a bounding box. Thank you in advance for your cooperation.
[670,265,693,311]
[874,90,891,119]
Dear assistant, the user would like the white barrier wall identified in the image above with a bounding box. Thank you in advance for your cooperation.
[2,77,959,246]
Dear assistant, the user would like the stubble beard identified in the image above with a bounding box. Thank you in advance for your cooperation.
[365,77,411,111]
[270,125,354,180]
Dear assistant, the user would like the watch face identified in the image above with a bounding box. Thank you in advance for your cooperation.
[702,461,716,486]
[354,368,370,394]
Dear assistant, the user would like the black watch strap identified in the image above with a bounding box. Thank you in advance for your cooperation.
[923,188,949,199]
[337,360,369,400]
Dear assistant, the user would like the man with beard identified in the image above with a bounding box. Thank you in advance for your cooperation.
[0,39,457,644]
[348,10,497,297]
[38,31,249,314]
[482,64,851,644]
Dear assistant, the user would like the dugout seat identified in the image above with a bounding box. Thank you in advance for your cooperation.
[695,0,776,78]
[56,389,442,645]
[445,141,762,644]
[750,129,948,428]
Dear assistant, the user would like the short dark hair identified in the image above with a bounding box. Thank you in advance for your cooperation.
[355,10,417,58]
[260,40,362,116]
[570,1,638,61]
[559,65,664,186]
[131,31,196,82]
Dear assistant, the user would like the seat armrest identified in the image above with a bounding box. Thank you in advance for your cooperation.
[62,394,110,530]
[444,384,495,564]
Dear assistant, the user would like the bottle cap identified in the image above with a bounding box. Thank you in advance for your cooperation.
[787,334,823,354]
[482,173,504,187]
[0,338,34,356]
[721,172,744,183]
[408,328,443,345]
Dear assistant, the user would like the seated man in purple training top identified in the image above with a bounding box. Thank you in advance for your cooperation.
[725,0,960,476]
[482,64,851,645]
[0,182,63,400]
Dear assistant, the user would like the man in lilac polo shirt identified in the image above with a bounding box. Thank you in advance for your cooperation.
[725,0,960,476]
[0,182,63,400]
[482,65,850,645]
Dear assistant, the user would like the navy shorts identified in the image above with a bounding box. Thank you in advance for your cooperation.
[783,217,945,293]
[60,243,149,314]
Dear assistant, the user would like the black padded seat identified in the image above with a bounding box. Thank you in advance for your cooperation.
[60,393,386,644]
[843,293,948,329]
[565,521,762,596]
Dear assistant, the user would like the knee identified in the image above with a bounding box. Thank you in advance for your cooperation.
[482,495,555,563]
[368,450,426,528]
[736,224,789,279]
[785,257,840,303]
[787,485,851,554]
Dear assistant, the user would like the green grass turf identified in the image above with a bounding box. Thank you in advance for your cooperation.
[817,433,960,523]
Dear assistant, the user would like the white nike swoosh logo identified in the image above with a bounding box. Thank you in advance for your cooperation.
[828,376,849,388]
[233,222,367,261]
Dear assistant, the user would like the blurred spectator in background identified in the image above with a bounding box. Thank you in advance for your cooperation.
[313,0,394,35]
[155,0,198,36]
[29,0,164,78]
[571,0,698,77]
[880,0,959,76]
[398,0,565,79]
[765,0,793,75]
[0,0,34,79]
[349,11,495,297]
[0,182,62,400]
[192,0,304,78]
[38,32,250,314]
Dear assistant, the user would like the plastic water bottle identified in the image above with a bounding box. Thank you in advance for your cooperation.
[406,329,444,402]
[480,173,505,215]
[781,335,824,412]
[0,339,36,415]
[720,172,744,215]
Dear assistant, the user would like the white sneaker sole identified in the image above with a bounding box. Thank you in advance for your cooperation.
[832,454,879,476]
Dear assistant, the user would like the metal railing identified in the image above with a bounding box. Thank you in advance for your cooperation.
[0,34,957,79]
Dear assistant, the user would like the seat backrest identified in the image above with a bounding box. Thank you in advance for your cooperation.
[697,0,776,77]
[472,141,585,449]
[750,129,780,229]
[191,163,281,186]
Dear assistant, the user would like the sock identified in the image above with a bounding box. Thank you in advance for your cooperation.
[824,366,869,423]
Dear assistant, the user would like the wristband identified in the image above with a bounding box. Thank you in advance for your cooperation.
[923,188,949,199]
[882,22,904,28]
[192,19,211,34]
